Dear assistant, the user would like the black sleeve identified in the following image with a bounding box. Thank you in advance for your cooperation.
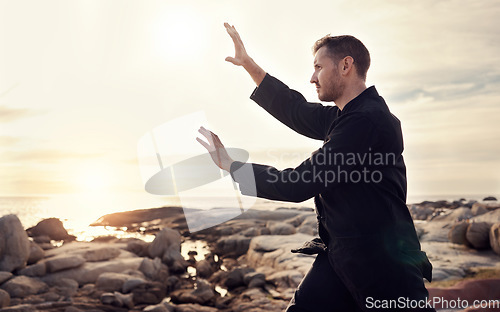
[250,73,338,141]
[230,113,377,202]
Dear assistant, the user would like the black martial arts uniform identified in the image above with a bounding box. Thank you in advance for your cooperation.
[229,74,435,312]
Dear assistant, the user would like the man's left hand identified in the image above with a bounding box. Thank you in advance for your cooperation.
[197,126,234,172]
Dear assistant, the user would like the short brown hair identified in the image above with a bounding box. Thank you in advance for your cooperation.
[313,35,371,81]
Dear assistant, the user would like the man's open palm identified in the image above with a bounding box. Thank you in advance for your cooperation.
[224,22,250,66]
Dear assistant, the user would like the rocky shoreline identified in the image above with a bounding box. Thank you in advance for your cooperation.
[0,197,500,312]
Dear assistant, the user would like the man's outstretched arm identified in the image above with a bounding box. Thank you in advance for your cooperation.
[224,23,266,86]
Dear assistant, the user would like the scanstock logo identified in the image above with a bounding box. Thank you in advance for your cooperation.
[137,111,256,232]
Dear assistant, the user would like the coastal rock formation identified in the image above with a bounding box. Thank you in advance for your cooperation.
[148,227,187,273]
[26,218,75,241]
[0,215,30,272]
[489,222,500,255]
[466,222,492,249]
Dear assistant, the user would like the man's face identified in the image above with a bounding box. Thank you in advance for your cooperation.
[310,46,345,102]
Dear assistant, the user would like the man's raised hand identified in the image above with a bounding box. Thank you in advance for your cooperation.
[224,22,251,67]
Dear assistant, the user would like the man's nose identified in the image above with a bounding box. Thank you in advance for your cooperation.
[310,73,317,84]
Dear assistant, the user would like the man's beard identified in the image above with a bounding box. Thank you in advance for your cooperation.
[319,79,345,102]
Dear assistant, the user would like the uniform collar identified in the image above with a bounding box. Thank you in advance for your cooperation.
[337,86,378,116]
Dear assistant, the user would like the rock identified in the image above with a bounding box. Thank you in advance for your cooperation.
[100,292,122,306]
[131,282,165,305]
[82,247,121,262]
[0,276,49,298]
[0,215,30,272]
[114,291,134,309]
[138,257,169,282]
[267,270,304,289]
[45,255,86,273]
[27,241,45,265]
[17,262,46,277]
[0,289,10,308]
[33,235,51,244]
[489,223,500,255]
[0,271,13,284]
[174,303,218,312]
[144,299,176,312]
[170,279,215,305]
[268,222,296,235]
[122,276,148,293]
[472,208,500,223]
[431,207,473,222]
[428,278,500,309]
[409,205,435,220]
[148,228,186,273]
[224,267,254,290]
[195,260,213,279]
[126,239,150,257]
[49,278,79,298]
[243,272,266,288]
[448,221,470,245]
[483,196,497,201]
[26,218,74,241]
[96,272,131,292]
[471,203,489,216]
[215,235,251,258]
[466,222,492,249]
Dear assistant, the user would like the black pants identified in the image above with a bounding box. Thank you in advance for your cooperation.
[286,250,436,312]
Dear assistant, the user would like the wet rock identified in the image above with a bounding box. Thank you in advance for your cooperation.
[0,276,49,298]
[26,218,75,241]
[170,279,215,305]
[195,260,213,279]
[489,223,500,255]
[0,289,10,308]
[82,247,121,262]
[224,267,254,290]
[27,241,45,265]
[148,228,186,273]
[0,215,30,272]
[466,222,491,249]
[215,235,251,258]
[45,255,86,273]
[268,222,296,235]
[448,221,470,245]
[18,262,46,277]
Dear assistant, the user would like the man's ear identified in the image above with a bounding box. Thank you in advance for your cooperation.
[341,56,354,75]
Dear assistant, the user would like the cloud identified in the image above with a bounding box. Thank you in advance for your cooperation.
[0,106,34,123]
[0,136,21,147]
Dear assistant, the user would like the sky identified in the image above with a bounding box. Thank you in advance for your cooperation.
[1,0,500,201]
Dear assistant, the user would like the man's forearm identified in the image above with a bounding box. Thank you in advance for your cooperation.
[243,58,266,86]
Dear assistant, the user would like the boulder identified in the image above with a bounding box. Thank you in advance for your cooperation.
[0,289,10,308]
[268,222,296,235]
[26,218,74,241]
[483,196,497,201]
[27,241,45,265]
[195,260,213,279]
[138,257,169,282]
[17,262,46,277]
[471,204,488,217]
[215,235,251,258]
[266,270,303,289]
[224,267,254,290]
[409,205,435,220]
[448,221,470,245]
[170,279,215,305]
[49,278,79,298]
[45,255,86,273]
[82,247,121,262]
[0,275,49,298]
[95,272,131,292]
[148,228,186,273]
[0,272,13,284]
[431,207,473,222]
[122,276,148,293]
[466,222,491,249]
[243,271,266,288]
[489,223,500,255]
[0,215,30,272]
[126,239,150,257]
[174,303,218,312]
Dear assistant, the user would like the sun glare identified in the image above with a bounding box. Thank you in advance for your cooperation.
[76,165,112,193]
[152,8,207,59]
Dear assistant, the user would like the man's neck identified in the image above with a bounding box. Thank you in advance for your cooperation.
[336,81,367,111]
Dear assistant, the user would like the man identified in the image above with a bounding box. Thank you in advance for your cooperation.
[197,23,435,312]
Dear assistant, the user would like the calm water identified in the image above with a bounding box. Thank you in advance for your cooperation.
[0,193,495,241]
